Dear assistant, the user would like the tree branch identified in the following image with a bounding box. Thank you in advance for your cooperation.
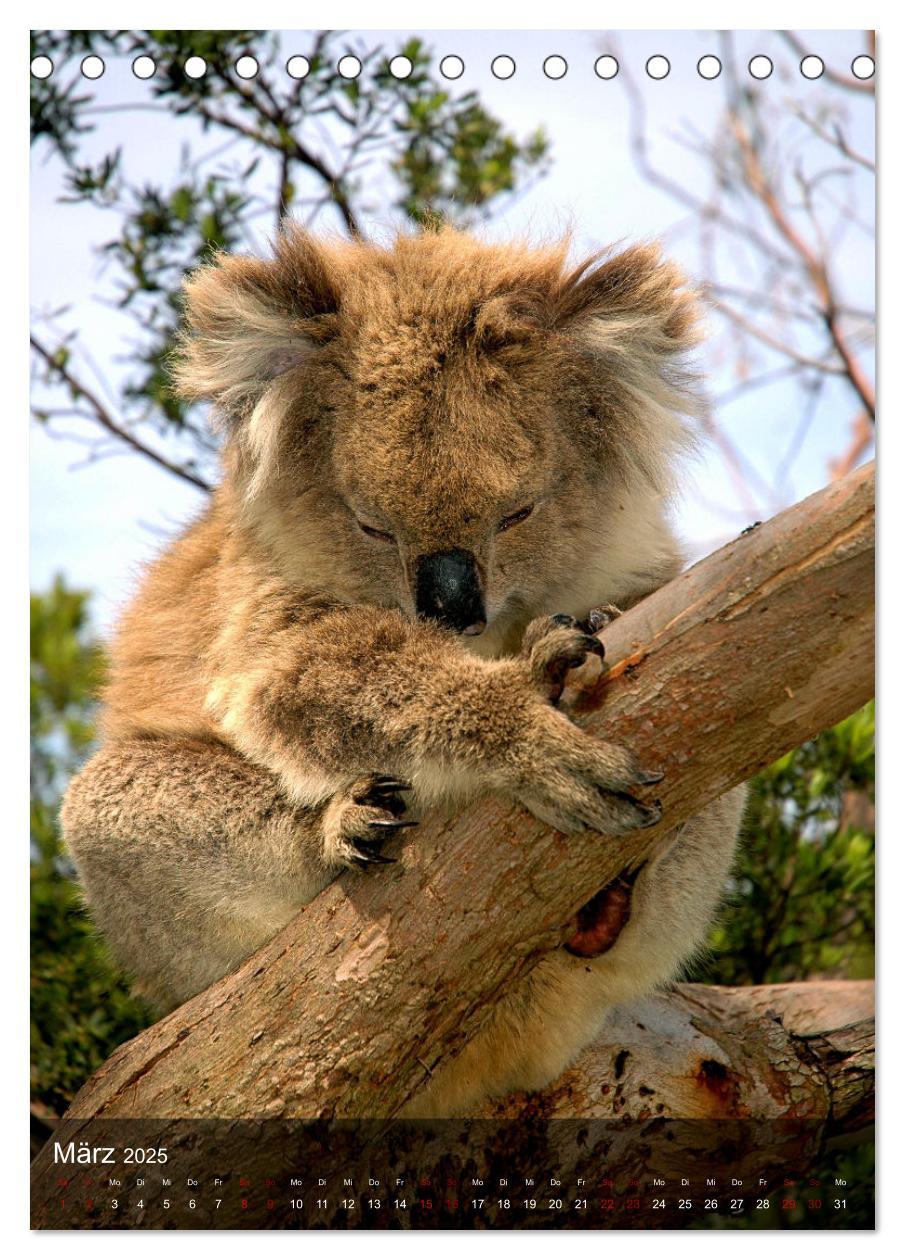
[191,99,361,238]
[30,463,874,1224]
[30,336,211,493]
[31,981,874,1227]
[729,116,876,420]
[480,979,874,1125]
[779,31,876,96]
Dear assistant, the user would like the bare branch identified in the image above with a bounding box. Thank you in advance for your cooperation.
[30,336,211,493]
[790,104,876,172]
[829,411,874,481]
[729,113,876,419]
[710,298,845,374]
[619,61,795,272]
[779,30,875,95]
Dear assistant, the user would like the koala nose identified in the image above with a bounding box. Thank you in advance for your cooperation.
[414,548,487,636]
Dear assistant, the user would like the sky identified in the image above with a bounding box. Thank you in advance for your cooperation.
[29,28,875,630]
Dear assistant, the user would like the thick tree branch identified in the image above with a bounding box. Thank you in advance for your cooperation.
[479,979,874,1128]
[33,460,874,1140]
[31,981,873,1227]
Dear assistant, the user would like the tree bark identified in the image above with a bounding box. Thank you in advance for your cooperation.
[479,979,874,1128]
[37,463,875,1134]
[31,981,874,1228]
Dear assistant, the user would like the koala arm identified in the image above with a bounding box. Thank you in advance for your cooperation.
[62,736,418,1010]
[205,598,662,835]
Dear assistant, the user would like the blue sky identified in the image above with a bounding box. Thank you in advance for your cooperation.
[29,28,875,629]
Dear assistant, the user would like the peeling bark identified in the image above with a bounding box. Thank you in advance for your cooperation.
[479,979,874,1129]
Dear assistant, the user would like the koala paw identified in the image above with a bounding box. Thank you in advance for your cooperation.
[522,613,606,704]
[507,701,664,836]
[582,604,623,633]
[323,773,418,871]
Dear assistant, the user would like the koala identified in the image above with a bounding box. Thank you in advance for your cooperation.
[61,225,744,1118]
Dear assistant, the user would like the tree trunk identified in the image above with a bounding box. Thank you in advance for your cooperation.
[30,462,874,1220]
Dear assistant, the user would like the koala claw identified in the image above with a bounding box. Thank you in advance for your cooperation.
[509,702,666,836]
[522,613,606,704]
[352,773,412,814]
[610,793,662,828]
[349,839,398,869]
[349,818,418,869]
[582,604,623,633]
[325,772,418,872]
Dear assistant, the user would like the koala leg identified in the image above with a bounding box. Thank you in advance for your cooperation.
[406,785,746,1117]
[61,738,415,1012]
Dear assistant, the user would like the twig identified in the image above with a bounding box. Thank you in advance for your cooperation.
[729,113,876,418]
[829,411,874,481]
[711,299,845,375]
[30,335,210,493]
[789,104,876,172]
[779,31,875,96]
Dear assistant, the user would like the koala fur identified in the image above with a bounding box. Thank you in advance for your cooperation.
[61,225,744,1117]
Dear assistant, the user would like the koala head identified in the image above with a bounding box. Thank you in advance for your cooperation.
[174,225,702,651]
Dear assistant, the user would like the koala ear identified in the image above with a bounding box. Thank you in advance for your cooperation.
[172,223,341,425]
[553,241,701,359]
[552,243,704,484]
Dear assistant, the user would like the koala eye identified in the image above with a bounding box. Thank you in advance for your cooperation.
[358,520,395,544]
[497,504,534,534]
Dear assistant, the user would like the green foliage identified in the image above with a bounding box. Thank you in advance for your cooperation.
[380,39,551,224]
[690,701,875,986]
[31,580,152,1115]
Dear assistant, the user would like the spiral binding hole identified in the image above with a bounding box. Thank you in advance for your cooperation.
[439,55,464,80]
[80,55,104,80]
[235,56,259,81]
[132,56,156,80]
[389,55,413,79]
[184,56,207,80]
[286,56,310,81]
[852,55,875,80]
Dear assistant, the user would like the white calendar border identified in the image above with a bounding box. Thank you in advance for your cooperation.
[8,5,898,1252]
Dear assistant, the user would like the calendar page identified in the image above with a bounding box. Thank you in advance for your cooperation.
[29,25,876,1231]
